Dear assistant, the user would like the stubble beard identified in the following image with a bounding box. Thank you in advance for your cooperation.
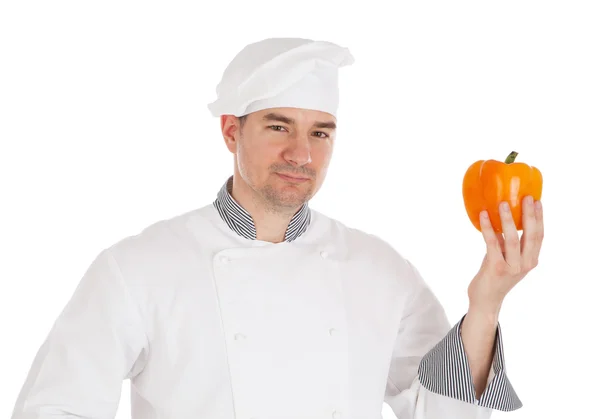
[237,132,317,216]
[259,181,314,215]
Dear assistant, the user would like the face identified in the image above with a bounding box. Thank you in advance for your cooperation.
[220,107,336,212]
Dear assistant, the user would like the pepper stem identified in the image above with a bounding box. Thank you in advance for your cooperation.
[505,151,518,164]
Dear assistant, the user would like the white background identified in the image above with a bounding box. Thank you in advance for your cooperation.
[1,1,598,418]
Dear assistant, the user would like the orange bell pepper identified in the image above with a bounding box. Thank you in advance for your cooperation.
[462,151,543,233]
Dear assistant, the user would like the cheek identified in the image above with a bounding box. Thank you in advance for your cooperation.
[237,138,282,176]
[312,143,334,170]
[236,140,257,179]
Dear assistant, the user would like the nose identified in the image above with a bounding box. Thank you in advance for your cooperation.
[283,133,312,166]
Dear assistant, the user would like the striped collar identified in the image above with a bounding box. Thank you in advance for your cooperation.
[213,177,311,242]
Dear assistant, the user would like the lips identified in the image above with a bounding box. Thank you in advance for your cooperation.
[276,173,311,182]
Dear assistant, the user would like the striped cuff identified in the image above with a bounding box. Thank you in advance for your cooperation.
[417,313,523,411]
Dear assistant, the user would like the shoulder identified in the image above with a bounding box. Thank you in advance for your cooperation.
[99,205,215,279]
[311,209,425,295]
[311,209,414,272]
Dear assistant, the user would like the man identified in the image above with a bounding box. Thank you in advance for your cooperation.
[11,38,543,418]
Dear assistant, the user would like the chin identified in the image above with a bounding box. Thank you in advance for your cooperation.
[263,183,313,209]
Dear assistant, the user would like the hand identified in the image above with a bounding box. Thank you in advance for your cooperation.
[467,196,544,312]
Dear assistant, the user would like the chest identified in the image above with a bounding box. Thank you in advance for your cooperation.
[133,245,406,418]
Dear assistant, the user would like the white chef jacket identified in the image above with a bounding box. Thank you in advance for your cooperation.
[10,186,522,418]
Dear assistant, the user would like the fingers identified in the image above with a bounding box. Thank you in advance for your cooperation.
[499,201,521,272]
[520,196,540,271]
[533,199,544,259]
[480,198,543,277]
[480,210,504,266]
[496,232,505,252]
[535,200,544,243]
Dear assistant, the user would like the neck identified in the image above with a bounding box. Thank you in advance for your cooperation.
[231,176,300,243]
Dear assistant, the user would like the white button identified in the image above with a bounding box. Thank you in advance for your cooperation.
[234,333,246,341]
[329,328,338,336]
[320,250,328,259]
[219,255,229,263]
[332,410,341,419]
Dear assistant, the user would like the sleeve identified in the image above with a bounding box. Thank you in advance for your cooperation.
[418,313,523,411]
[383,260,522,419]
[10,248,150,419]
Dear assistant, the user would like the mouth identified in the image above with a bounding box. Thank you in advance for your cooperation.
[275,173,311,183]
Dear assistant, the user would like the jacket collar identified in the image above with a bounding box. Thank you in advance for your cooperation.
[213,176,311,242]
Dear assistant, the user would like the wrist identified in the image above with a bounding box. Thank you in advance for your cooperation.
[467,301,501,323]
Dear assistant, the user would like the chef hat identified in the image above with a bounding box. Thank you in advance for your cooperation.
[207,37,355,118]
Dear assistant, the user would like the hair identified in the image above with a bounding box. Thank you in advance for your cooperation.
[238,114,248,128]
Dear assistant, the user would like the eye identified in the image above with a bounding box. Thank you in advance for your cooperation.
[268,125,287,132]
[313,131,329,138]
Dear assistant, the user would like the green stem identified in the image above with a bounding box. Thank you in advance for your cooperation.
[505,151,518,164]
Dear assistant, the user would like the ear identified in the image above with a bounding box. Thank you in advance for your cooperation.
[221,115,241,154]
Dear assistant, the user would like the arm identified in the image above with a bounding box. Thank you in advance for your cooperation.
[10,248,149,419]
[461,305,501,400]
[384,260,521,419]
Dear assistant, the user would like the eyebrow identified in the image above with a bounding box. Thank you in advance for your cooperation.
[262,112,336,130]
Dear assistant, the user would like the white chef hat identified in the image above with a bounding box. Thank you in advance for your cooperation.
[207,37,354,118]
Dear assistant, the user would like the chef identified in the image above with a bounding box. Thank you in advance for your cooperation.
[11,37,544,419]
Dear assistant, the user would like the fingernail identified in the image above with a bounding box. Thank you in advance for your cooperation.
[526,195,533,205]
[535,200,542,210]
[501,202,510,212]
